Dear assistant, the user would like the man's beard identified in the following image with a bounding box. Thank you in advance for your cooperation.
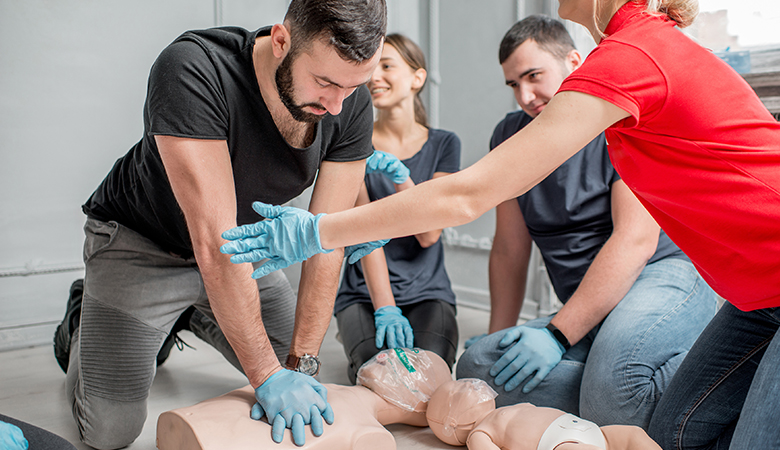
[275,52,326,124]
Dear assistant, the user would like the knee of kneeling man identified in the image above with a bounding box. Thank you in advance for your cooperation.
[80,401,147,449]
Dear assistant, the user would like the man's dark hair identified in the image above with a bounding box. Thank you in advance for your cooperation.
[285,0,387,63]
[498,15,576,64]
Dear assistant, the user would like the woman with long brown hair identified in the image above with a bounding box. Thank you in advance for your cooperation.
[333,34,462,384]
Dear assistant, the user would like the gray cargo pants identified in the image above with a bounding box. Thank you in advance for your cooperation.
[66,218,295,449]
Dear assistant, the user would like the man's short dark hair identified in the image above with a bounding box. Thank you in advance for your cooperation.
[285,0,387,63]
[498,15,576,64]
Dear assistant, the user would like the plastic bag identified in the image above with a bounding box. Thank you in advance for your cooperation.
[356,348,443,412]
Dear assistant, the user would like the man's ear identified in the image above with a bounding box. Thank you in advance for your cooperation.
[412,68,427,91]
[566,49,583,72]
[270,23,292,59]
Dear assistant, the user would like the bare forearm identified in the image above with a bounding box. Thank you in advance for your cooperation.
[290,250,343,356]
[550,238,651,346]
[320,168,491,249]
[488,250,529,333]
[361,248,396,310]
[394,177,443,247]
[196,248,281,388]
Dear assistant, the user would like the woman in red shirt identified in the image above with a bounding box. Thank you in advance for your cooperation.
[222,1,780,448]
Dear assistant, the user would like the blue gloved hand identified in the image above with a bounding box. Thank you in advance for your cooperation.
[489,325,565,394]
[0,421,28,450]
[344,239,390,264]
[220,202,333,279]
[464,333,487,350]
[251,369,334,446]
[374,305,414,349]
[366,150,410,184]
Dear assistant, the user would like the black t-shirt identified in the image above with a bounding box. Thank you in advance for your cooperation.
[334,129,461,313]
[491,110,687,302]
[83,26,374,257]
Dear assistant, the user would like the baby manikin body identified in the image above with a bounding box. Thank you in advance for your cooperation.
[156,348,451,450]
[426,379,662,450]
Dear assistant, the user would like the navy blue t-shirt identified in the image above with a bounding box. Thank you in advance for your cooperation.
[83,26,374,257]
[491,110,687,302]
[334,129,461,313]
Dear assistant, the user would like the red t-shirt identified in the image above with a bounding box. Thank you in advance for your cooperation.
[559,1,780,310]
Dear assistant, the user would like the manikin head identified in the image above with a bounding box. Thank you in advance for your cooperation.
[369,33,429,127]
[426,379,497,446]
[498,15,581,119]
[272,0,387,122]
[357,348,452,413]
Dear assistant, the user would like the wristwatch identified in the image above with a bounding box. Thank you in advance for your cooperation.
[286,353,321,376]
[545,323,572,351]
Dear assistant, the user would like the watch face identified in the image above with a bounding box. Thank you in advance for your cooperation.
[299,355,320,376]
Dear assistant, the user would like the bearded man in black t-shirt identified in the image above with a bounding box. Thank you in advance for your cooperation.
[53,1,386,448]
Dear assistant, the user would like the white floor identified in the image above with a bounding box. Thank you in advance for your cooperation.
[0,306,491,450]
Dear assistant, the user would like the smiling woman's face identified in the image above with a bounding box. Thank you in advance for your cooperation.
[367,43,424,110]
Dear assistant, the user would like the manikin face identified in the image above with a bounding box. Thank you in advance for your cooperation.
[501,39,579,118]
[276,37,380,122]
[367,43,425,110]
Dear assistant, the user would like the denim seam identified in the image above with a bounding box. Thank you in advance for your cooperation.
[675,334,773,450]
[622,267,701,406]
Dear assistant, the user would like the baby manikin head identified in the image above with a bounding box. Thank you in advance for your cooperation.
[426,379,498,446]
[356,348,452,413]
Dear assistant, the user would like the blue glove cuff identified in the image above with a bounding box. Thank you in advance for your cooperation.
[375,305,403,317]
[311,213,334,254]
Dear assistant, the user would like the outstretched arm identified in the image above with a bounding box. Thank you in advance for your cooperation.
[319,91,630,249]
[220,92,630,276]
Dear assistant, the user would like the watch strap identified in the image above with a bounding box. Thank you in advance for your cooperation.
[545,323,572,351]
[285,353,321,376]
[285,354,300,371]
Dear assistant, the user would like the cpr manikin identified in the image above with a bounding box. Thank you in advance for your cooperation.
[156,348,451,450]
[426,379,662,450]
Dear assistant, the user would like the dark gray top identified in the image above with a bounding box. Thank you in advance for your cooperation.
[491,110,687,302]
[335,129,461,313]
[83,26,374,257]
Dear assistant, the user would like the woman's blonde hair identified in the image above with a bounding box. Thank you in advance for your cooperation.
[596,0,699,35]
[644,0,699,28]
[384,33,429,128]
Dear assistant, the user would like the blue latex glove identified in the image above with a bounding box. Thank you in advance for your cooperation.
[0,421,28,450]
[374,305,414,349]
[489,325,565,394]
[344,239,390,264]
[464,333,487,350]
[366,150,410,184]
[220,202,333,279]
[251,369,334,446]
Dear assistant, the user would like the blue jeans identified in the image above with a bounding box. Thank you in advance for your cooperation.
[648,303,780,450]
[457,259,717,429]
